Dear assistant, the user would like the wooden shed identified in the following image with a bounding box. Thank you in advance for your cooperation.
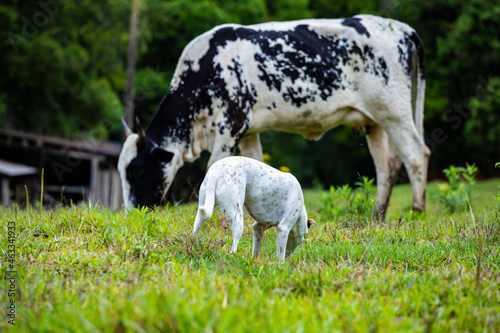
[0,129,123,209]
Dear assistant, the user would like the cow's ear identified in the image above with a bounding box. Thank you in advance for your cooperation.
[151,147,174,163]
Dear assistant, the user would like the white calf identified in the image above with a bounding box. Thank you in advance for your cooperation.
[193,156,312,260]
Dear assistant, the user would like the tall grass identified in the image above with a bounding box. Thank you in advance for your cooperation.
[1,180,499,332]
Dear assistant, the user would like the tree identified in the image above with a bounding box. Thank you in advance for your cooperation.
[464,77,500,176]
[0,0,499,188]
[0,0,130,139]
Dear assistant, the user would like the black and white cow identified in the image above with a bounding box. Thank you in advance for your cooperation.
[118,14,430,218]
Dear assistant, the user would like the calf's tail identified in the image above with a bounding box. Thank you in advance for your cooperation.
[192,183,216,236]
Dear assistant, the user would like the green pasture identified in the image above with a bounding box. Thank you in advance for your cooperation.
[304,178,500,218]
[1,180,499,332]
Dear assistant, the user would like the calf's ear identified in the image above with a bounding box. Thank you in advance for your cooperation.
[151,147,174,163]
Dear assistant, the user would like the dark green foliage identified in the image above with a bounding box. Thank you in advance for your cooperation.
[0,0,129,138]
[0,0,499,185]
[464,78,500,170]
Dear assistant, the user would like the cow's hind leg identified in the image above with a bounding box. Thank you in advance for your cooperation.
[238,133,263,161]
[383,117,430,213]
[366,124,403,220]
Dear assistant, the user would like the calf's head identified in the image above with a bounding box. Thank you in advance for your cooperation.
[118,119,175,209]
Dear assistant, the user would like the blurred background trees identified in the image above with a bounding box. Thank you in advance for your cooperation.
[1,0,499,188]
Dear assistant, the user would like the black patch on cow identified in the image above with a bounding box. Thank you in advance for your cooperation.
[146,22,392,146]
[225,57,257,138]
[398,34,414,78]
[398,31,425,80]
[342,17,371,38]
[347,42,389,84]
[129,21,397,206]
[125,139,168,208]
[409,31,426,79]
[378,57,389,83]
[250,25,353,107]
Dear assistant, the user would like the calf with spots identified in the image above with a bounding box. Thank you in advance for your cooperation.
[192,156,312,260]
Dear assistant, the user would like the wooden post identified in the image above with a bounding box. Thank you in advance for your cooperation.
[89,156,99,204]
[124,0,140,137]
[102,169,110,207]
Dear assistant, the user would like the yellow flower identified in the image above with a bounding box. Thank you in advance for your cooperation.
[410,210,413,214]
[263,153,272,164]
[280,166,291,173]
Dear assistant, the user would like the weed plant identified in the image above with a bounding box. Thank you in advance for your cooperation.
[319,175,375,221]
[435,163,479,213]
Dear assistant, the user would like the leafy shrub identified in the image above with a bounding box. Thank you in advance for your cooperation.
[320,175,375,219]
[435,163,478,213]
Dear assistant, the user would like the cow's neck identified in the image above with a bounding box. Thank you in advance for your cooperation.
[145,91,216,162]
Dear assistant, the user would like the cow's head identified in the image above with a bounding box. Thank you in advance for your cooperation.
[117,118,176,209]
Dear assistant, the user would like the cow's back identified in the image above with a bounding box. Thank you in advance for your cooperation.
[168,16,418,140]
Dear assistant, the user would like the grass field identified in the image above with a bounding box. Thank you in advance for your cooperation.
[1,179,499,332]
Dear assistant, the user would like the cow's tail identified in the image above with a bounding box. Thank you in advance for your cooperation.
[192,183,216,237]
[410,30,426,137]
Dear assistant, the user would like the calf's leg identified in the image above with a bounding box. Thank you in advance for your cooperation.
[229,206,245,253]
[285,221,304,257]
[252,222,266,257]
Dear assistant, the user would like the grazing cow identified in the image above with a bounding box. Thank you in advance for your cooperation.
[192,156,313,260]
[118,15,430,219]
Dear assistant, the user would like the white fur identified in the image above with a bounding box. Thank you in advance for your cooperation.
[117,134,139,209]
[193,156,308,261]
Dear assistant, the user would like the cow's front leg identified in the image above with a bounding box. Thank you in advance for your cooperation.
[207,134,235,168]
[238,133,263,162]
[366,124,403,221]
